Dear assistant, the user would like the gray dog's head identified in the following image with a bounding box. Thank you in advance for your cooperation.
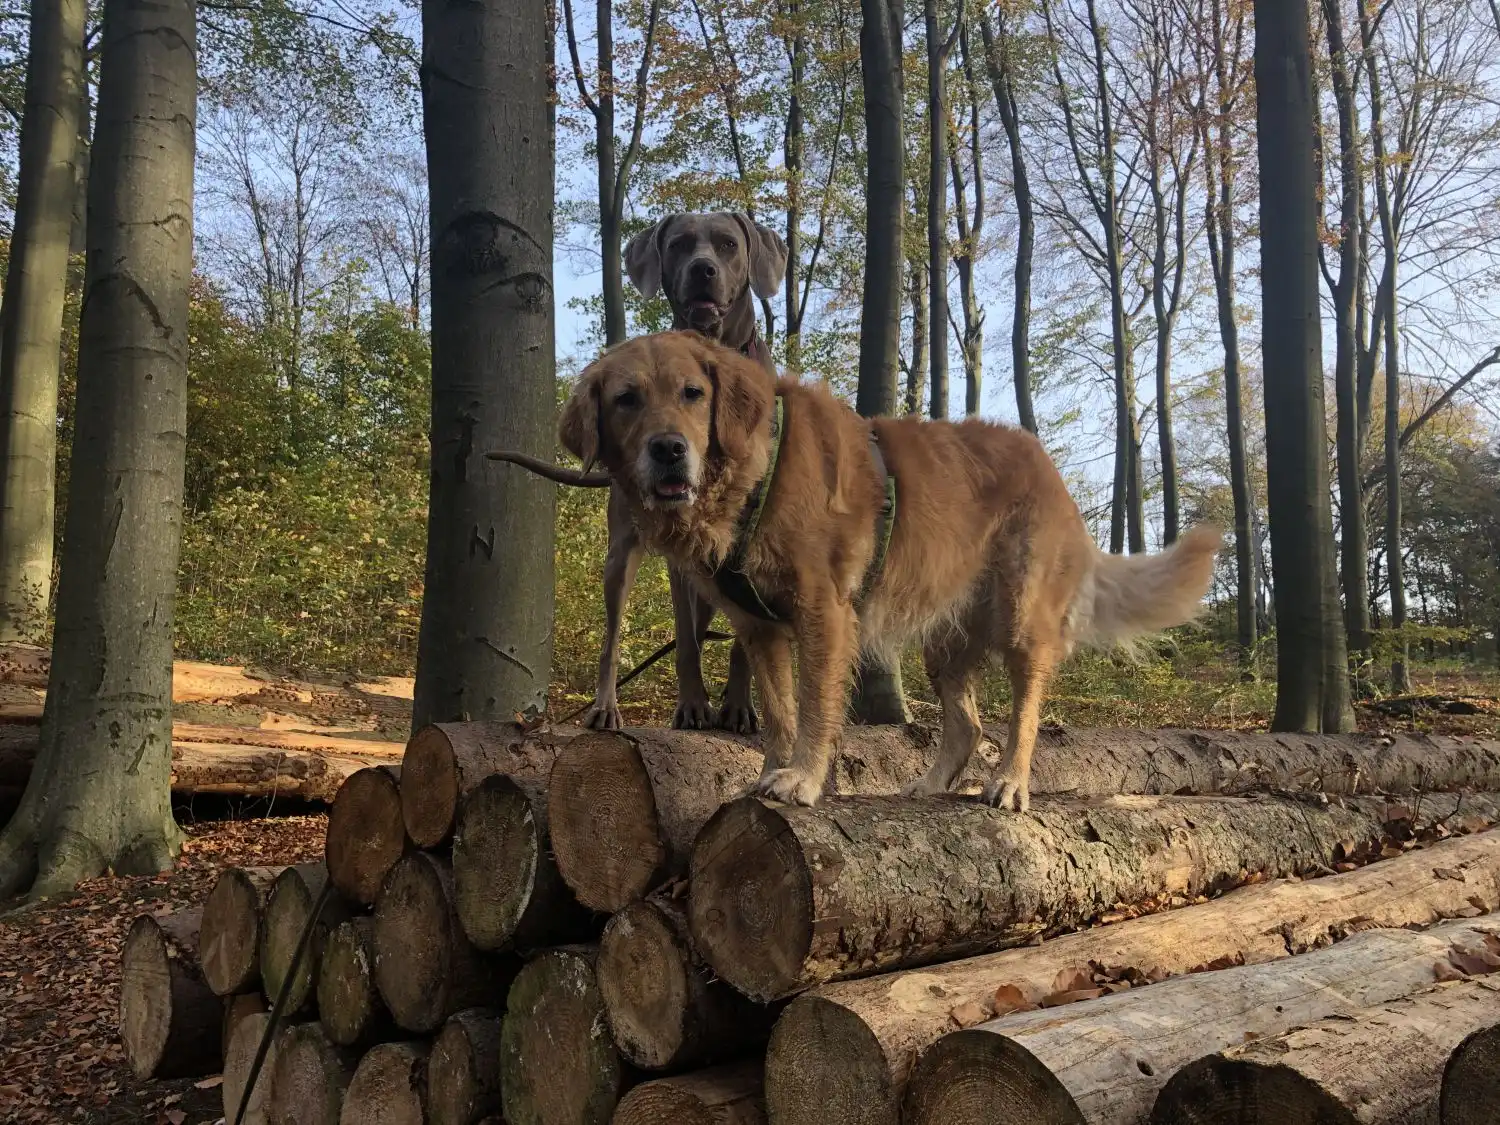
[624,213,789,338]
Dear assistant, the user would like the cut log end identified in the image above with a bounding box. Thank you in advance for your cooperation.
[260,864,344,1015]
[325,765,405,906]
[764,996,897,1125]
[1149,1057,1352,1124]
[902,1030,1085,1125]
[688,798,813,1003]
[1443,1024,1500,1125]
[427,1008,504,1125]
[400,720,533,849]
[339,1040,428,1125]
[223,1011,283,1125]
[201,866,279,996]
[119,911,222,1081]
[316,918,387,1047]
[266,1023,358,1125]
[548,731,667,913]
[612,1062,767,1125]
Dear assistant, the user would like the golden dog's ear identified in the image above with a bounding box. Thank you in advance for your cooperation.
[559,363,606,472]
[686,334,773,464]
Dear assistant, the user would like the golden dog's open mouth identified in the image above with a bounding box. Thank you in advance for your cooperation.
[652,475,692,502]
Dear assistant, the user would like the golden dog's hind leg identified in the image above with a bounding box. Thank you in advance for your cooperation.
[984,638,1060,812]
[901,639,985,797]
[740,626,797,783]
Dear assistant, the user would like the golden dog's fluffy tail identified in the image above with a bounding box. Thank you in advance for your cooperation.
[1072,524,1223,653]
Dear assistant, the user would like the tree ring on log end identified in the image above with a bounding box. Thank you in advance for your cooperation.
[612,1081,718,1125]
[766,995,897,1125]
[119,915,175,1080]
[1442,1024,1500,1125]
[201,868,263,996]
[689,798,813,1003]
[326,767,405,904]
[598,901,692,1068]
[453,774,540,950]
[1149,1056,1353,1125]
[429,1010,503,1125]
[317,919,380,1046]
[374,853,457,1033]
[902,1029,1086,1125]
[341,1041,426,1125]
[549,732,666,913]
[401,725,461,848]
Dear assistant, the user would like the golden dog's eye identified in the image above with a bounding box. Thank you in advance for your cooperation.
[683,385,705,402]
[615,389,641,408]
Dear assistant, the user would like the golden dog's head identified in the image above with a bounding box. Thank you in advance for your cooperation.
[560,332,773,510]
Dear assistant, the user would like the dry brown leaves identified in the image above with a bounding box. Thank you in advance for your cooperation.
[0,815,325,1124]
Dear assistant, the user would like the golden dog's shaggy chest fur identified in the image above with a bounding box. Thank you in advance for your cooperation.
[562,331,1221,809]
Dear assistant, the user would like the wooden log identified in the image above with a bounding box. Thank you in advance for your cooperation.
[598,890,778,1070]
[400,719,565,848]
[762,828,1500,1125]
[260,863,351,1015]
[339,1040,429,1125]
[1444,1011,1500,1125]
[317,917,393,1048]
[452,772,592,952]
[899,917,1500,1125]
[267,1022,360,1125]
[1153,977,1500,1125]
[201,865,283,996]
[612,1062,766,1125]
[224,992,268,1058]
[224,1011,289,1125]
[118,910,222,1080]
[325,765,406,907]
[373,850,517,1033]
[691,792,1500,1003]
[500,946,634,1125]
[427,1008,504,1125]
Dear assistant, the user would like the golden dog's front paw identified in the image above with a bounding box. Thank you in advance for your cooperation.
[752,768,824,807]
[982,769,1030,812]
[900,770,954,798]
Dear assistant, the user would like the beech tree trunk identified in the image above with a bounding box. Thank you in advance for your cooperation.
[901,917,1500,1124]
[924,0,953,421]
[0,0,196,900]
[1156,977,1500,1125]
[904,256,927,416]
[613,1062,767,1125]
[428,1008,505,1125]
[259,864,350,1017]
[317,917,393,1048]
[598,891,779,1071]
[340,1040,428,1125]
[414,0,556,730]
[763,828,1500,1125]
[266,1022,359,1125]
[325,765,405,907]
[0,0,86,639]
[201,865,283,996]
[119,910,222,1080]
[688,792,1491,1002]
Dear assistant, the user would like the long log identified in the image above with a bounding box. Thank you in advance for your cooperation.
[260,864,351,1015]
[452,772,592,952]
[266,1022,360,1125]
[762,828,1500,1125]
[598,890,778,1070]
[1152,977,1500,1125]
[612,1062,766,1125]
[690,792,1500,1003]
[224,1011,289,1125]
[201,865,284,996]
[499,946,634,1125]
[427,1008,505,1125]
[373,850,517,1033]
[119,910,222,1080]
[325,765,406,906]
[317,917,392,1048]
[1443,1014,1500,1125]
[339,1040,428,1125]
[900,917,1500,1125]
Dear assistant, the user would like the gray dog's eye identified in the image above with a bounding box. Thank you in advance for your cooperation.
[615,389,642,408]
[683,386,705,402]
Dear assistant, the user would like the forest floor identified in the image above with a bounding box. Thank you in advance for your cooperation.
[0,651,1497,1123]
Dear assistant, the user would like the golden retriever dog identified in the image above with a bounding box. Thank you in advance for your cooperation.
[560,331,1221,809]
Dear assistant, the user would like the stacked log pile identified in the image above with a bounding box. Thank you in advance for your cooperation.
[117,721,1500,1124]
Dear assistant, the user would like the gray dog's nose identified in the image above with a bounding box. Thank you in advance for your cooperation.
[649,434,688,465]
[690,257,718,280]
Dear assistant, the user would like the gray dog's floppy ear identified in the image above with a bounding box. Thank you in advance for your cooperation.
[624,216,678,300]
[733,213,789,299]
[559,362,606,473]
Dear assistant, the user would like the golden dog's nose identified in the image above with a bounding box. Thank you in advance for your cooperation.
[649,434,688,465]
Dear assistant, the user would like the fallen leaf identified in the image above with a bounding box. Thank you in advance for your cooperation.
[1040,987,1107,1007]
[1433,867,1466,882]
[193,1076,223,1090]
[948,1001,991,1029]
[991,983,1033,1016]
[1449,946,1500,976]
[1051,966,1093,994]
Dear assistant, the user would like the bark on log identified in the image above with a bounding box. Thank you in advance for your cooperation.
[1443,1013,1500,1125]
[317,917,393,1048]
[119,910,222,1080]
[224,992,268,1059]
[224,1011,288,1125]
[598,890,779,1070]
[900,917,1500,1125]
[401,720,566,848]
[373,851,517,1033]
[325,765,406,907]
[499,946,634,1125]
[260,864,351,1015]
[1153,977,1500,1125]
[201,865,283,996]
[266,1022,360,1125]
[339,1040,428,1125]
[763,828,1500,1125]
[612,1062,767,1125]
[427,1008,505,1125]
[691,793,1500,1003]
[452,771,592,952]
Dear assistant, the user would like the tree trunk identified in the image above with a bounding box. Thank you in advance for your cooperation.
[1157,977,1500,1125]
[260,864,351,1017]
[452,771,593,951]
[1253,0,1353,732]
[373,851,517,1033]
[596,0,624,347]
[925,0,951,422]
[201,865,283,997]
[499,946,636,1125]
[784,25,806,372]
[902,918,1500,1125]
[119,909,222,1080]
[69,79,92,258]
[0,0,86,641]
[1443,1006,1500,1125]
[224,1011,288,1125]
[905,256,928,416]
[415,0,556,730]
[325,765,406,907]
[762,828,1500,1125]
[598,890,780,1071]
[428,1008,505,1125]
[317,917,394,1049]
[0,0,196,901]
[613,1062,767,1125]
[951,25,984,418]
[340,1040,428,1125]
[266,1022,360,1125]
[688,792,1484,1002]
